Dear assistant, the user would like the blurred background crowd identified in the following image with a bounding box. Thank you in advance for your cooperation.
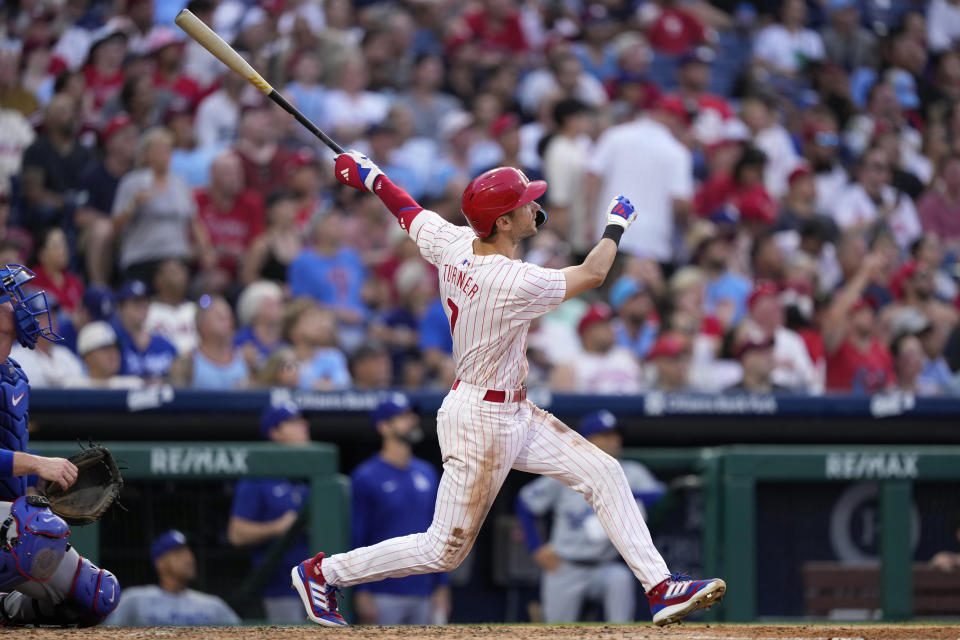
[3,0,960,396]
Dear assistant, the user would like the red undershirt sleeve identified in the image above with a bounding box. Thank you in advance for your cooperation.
[374,175,423,231]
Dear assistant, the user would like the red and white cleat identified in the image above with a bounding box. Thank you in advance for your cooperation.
[291,552,348,627]
[647,572,726,626]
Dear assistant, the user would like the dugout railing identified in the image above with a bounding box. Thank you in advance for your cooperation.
[31,441,349,618]
[700,444,960,622]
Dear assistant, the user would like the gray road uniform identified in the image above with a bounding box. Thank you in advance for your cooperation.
[516,460,665,623]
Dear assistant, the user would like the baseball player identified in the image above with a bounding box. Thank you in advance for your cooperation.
[291,152,726,627]
[105,530,240,626]
[227,402,311,623]
[352,393,450,625]
[0,264,120,626]
[516,410,665,623]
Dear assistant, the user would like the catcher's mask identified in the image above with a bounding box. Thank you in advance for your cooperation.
[0,264,62,349]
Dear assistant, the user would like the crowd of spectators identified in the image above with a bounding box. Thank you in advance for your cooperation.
[4,0,960,396]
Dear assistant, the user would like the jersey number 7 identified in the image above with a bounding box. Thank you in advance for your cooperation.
[446,298,459,336]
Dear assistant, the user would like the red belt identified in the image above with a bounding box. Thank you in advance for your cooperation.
[452,379,526,403]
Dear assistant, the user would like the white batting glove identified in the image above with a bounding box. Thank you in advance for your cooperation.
[334,150,384,192]
[605,195,637,230]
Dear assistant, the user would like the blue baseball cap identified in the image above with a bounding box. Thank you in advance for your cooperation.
[260,401,302,438]
[82,285,116,321]
[827,0,856,11]
[117,280,148,303]
[578,410,618,438]
[371,392,412,426]
[150,529,187,562]
[609,276,645,311]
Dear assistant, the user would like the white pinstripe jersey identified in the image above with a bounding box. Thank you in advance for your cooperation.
[407,210,567,390]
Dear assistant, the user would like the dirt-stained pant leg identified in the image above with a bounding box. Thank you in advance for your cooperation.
[323,384,529,588]
[511,403,670,591]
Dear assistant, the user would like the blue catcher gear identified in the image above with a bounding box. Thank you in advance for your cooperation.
[0,359,29,500]
[66,557,120,624]
[0,496,69,582]
[0,265,62,349]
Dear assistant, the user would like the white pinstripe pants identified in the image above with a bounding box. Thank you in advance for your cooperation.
[322,382,670,591]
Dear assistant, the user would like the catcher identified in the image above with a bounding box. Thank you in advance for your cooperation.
[0,265,121,626]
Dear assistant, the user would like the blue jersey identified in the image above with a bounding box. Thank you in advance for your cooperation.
[418,298,452,354]
[230,478,310,597]
[351,455,448,596]
[0,359,30,501]
[113,322,178,379]
[288,248,367,316]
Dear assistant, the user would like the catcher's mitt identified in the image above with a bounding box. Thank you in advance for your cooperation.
[37,445,123,526]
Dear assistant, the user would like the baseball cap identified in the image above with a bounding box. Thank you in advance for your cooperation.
[747,281,780,311]
[578,410,618,439]
[577,303,614,335]
[100,114,134,147]
[646,333,688,361]
[260,401,302,439]
[654,95,692,125]
[733,333,775,360]
[827,0,857,11]
[678,46,715,67]
[489,113,519,139]
[117,280,148,303]
[82,286,116,321]
[787,162,814,187]
[851,297,876,314]
[609,276,645,311]
[77,321,118,355]
[150,529,188,562]
[145,26,184,56]
[884,69,919,110]
[371,392,412,425]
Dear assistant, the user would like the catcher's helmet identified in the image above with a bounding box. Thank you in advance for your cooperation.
[461,167,548,238]
[0,264,62,349]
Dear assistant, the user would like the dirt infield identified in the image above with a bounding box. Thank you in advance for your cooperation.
[7,625,959,640]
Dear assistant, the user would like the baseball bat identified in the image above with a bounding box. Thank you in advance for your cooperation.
[174,8,345,155]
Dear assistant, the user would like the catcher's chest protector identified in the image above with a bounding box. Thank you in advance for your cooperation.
[0,496,69,583]
[0,359,29,501]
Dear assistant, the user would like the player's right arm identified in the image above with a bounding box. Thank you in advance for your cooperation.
[561,195,637,301]
[333,150,465,267]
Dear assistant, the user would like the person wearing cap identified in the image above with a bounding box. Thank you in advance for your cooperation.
[799,114,848,216]
[82,25,128,115]
[646,332,693,391]
[675,46,734,137]
[76,113,138,285]
[105,529,240,626]
[516,410,665,623]
[586,93,694,264]
[228,403,311,623]
[725,327,786,393]
[113,280,179,382]
[8,316,85,388]
[542,98,594,254]
[550,303,644,393]
[351,394,450,625]
[148,26,202,107]
[745,281,819,392]
[66,321,144,389]
[823,252,895,393]
[686,221,751,328]
[609,275,659,359]
[775,163,838,240]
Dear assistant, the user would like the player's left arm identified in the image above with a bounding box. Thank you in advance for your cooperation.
[561,195,636,301]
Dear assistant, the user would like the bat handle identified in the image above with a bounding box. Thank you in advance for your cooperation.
[268,91,345,155]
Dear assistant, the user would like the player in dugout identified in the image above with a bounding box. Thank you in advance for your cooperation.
[352,393,451,625]
[516,410,665,623]
[290,152,726,627]
[0,265,120,625]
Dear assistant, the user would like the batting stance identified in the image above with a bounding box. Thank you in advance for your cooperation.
[516,410,665,623]
[292,153,725,626]
[0,265,120,625]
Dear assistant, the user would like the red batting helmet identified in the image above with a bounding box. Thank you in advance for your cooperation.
[461,167,547,238]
